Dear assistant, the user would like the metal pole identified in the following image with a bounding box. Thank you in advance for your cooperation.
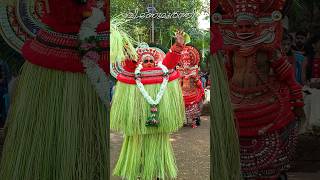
[151,0,155,43]
[202,31,205,60]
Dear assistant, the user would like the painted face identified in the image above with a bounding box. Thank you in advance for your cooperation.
[142,55,155,68]
[236,20,256,40]
[181,52,192,62]
[282,40,292,54]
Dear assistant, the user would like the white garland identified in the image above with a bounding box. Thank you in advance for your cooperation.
[135,62,169,105]
[79,6,109,106]
[79,7,105,41]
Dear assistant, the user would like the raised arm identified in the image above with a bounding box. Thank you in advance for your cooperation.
[162,30,185,69]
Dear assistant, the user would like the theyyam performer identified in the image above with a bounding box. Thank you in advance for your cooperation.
[213,0,304,179]
[176,46,204,128]
[110,22,186,179]
[0,0,109,179]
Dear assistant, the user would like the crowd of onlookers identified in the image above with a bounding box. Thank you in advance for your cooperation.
[282,30,320,134]
[0,61,18,128]
[0,63,10,128]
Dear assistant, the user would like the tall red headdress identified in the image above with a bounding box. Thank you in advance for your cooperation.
[212,0,286,56]
[177,46,200,77]
[136,47,165,66]
[180,46,200,67]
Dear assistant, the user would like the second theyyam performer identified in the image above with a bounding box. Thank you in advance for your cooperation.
[177,46,204,128]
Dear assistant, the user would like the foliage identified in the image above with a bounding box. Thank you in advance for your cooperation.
[288,0,320,33]
[0,37,24,76]
[111,0,210,55]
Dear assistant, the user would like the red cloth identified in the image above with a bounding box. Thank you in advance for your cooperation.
[22,1,109,74]
[162,51,182,69]
[41,0,93,33]
[312,58,320,78]
[117,71,180,85]
[234,86,295,137]
[271,56,303,104]
[287,56,295,69]
[228,55,301,136]
[121,51,181,72]
[210,0,223,54]
[183,81,204,105]
[117,51,182,85]
[211,0,218,13]
[210,26,223,54]
[22,37,83,73]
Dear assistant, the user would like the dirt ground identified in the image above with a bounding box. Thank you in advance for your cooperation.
[110,116,210,180]
[110,119,320,180]
[2,116,320,180]
[287,134,320,180]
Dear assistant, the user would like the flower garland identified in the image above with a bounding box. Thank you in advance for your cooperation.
[78,4,108,106]
[135,61,169,127]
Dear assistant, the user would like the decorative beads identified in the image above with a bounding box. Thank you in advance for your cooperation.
[146,105,160,127]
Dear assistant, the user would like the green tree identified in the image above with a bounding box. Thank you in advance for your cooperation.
[0,37,24,75]
[111,0,210,52]
[288,0,320,33]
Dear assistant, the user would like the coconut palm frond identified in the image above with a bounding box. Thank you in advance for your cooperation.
[0,0,17,6]
[285,0,305,16]
[110,17,138,63]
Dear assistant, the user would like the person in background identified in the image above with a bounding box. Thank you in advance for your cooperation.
[200,71,208,89]
[282,33,296,72]
[293,31,308,84]
[301,33,320,134]
[0,65,8,128]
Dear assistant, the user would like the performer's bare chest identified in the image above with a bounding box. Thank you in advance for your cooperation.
[231,53,271,88]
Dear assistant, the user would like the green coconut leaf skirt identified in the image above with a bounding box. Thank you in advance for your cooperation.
[0,62,109,180]
[111,79,185,179]
[110,80,185,135]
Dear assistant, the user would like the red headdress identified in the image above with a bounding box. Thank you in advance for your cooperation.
[41,0,96,33]
[180,46,200,67]
[177,46,200,78]
[136,47,166,66]
[213,0,286,56]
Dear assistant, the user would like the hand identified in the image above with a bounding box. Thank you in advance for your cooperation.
[272,49,282,60]
[175,30,185,45]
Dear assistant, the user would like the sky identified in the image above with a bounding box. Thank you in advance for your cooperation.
[198,0,210,30]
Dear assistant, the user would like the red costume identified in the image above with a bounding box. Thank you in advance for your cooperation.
[110,43,186,179]
[0,1,109,179]
[214,0,303,179]
[176,46,204,128]
[22,0,108,74]
[114,44,183,85]
[311,58,320,78]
